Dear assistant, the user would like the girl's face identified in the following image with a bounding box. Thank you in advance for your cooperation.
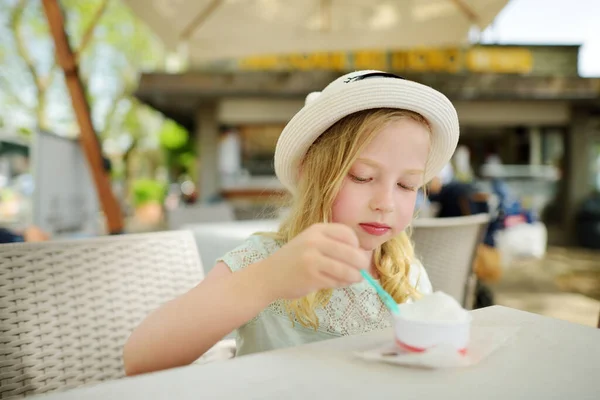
[331,118,430,251]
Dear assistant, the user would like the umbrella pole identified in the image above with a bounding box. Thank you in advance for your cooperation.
[41,0,124,235]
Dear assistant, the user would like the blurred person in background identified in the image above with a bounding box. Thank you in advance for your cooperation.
[427,170,478,217]
[0,225,49,243]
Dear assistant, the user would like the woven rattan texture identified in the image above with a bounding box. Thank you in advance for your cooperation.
[0,231,203,399]
[412,217,487,306]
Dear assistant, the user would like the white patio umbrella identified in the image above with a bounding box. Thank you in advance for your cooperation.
[123,0,509,65]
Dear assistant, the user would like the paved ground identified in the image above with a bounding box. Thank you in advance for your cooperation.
[488,246,600,327]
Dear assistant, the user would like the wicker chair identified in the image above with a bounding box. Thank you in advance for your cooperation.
[184,219,280,274]
[412,213,490,309]
[0,231,204,399]
[186,217,489,306]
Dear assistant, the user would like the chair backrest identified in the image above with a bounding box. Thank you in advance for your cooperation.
[0,231,203,399]
[167,203,235,230]
[412,214,490,307]
[184,219,280,274]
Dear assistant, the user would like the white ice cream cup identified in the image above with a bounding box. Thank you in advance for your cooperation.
[393,310,472,354]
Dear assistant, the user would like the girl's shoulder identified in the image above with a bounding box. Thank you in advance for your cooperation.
[217,234,282,273]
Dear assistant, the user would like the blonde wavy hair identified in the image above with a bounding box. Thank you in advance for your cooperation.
[269,108,431,330]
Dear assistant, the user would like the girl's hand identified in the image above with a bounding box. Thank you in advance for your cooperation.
[263,223,369,300]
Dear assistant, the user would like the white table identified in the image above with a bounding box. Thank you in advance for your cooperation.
[35,306,600,400]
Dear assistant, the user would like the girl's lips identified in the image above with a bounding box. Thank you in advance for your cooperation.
[359,223,391,236]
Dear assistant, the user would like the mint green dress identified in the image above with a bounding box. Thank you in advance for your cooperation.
[218,235,432,356]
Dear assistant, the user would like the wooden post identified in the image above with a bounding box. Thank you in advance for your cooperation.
[41,0,124,234]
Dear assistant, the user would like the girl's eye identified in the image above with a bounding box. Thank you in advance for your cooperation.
[349,174,371,183]
[398,183,417,191]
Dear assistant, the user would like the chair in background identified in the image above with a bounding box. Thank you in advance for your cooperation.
[183,214,488,307]
[167,203,235,230]
[412,213,490,309]
[0,231,210,399]
[183,219,280,275]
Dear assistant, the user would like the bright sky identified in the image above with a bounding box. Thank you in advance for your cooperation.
[479,0,600,77]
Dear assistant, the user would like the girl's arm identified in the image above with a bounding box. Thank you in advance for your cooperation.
[123,260,275,376]
[123,223,368,376]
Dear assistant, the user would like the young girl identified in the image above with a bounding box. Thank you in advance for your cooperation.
[123,70,459,375]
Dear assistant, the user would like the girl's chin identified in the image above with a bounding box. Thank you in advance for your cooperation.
[358,235,390,251]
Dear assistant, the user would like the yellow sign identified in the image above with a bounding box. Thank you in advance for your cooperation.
[237,47,533,74]
[466,48,533,74]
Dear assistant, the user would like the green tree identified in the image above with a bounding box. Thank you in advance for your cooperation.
[0,0,181,206]
[158,119,197,182]
[1,0,165,136]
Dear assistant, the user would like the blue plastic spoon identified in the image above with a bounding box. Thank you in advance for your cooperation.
[360,269,400,315]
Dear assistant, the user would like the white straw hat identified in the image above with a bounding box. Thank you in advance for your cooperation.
[274,70,460,194]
